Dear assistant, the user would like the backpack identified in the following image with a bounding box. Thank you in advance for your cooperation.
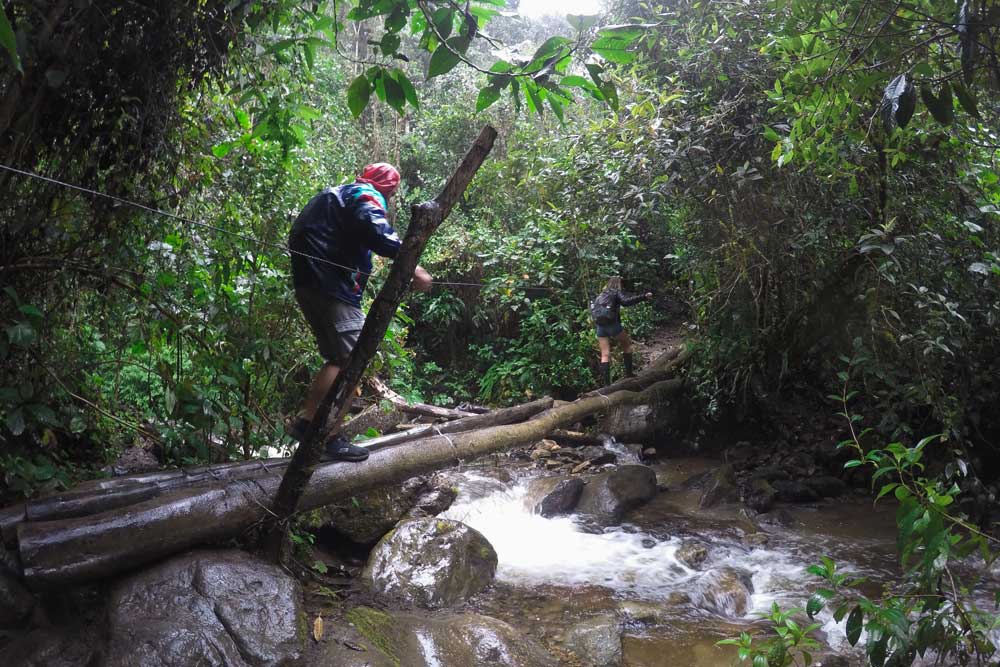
[589,293,616,325]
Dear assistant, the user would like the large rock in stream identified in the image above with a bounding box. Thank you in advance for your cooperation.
[305,475,456,550]
[576,465,658,526]
[364,517,497,608]
[563,614,623,667]
[319,607,557,667]
[104,549,304,667]
[598,393,681,443]
[691,567,755,617]
[523,476,585,517]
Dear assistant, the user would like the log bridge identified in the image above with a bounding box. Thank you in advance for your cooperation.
[0,348,688,590]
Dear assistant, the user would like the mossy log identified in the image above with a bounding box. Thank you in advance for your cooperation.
[16,379,681,588]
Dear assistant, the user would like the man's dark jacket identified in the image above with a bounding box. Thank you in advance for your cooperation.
[288,183,401,307]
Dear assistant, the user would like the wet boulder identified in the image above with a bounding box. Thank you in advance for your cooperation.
[320,607,556,667]
[692,567,754,617]
[576,465,658,526]
[599,393,681,443]
[675,540,709,570]
[757,508,798,528]
[743,478,777,513]
[563,614,622,667]
[806,475,847,499]
[573,445,617,465]
[0,569,35,627]
[105,549,304,667]
[439,470,511,502]
[750,464,790,483]
[306,476,431,549]
[698,464,738,508]
[773,479,820,503]
[619,598,687,626]
[524,476,585,517]
[6,627,97,667]
[402,484,458,520]
[364,518,497,608]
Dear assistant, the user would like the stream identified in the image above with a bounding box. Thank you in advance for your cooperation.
[438,457,901,666]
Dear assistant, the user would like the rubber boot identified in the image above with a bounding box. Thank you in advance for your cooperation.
[599,362,611,387]
[623,353,635,378]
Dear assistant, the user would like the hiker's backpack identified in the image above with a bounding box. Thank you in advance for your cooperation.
[589,292,616,325]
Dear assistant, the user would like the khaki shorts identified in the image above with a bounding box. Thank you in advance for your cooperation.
[295,288,365,364]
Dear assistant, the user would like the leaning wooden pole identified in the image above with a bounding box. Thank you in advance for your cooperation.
[16,377,683,588]
[263,126,498,559]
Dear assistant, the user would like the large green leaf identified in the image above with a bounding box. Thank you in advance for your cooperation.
[431,7,454,39]
[0,7,21,73]
[591,34,637,64]
[380,32,400,56]
[427,36,469,78]
[383,73,406,115]
[919,83,953,126]
[530,37,571,66]
[953,82,980,118]
[347,74,371,118]
[845,606,863,645]
[476,82,504,112]
[392,69,419,109]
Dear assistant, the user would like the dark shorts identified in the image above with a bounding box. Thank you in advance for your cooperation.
[595,321,624,338]
[295,288,365,364]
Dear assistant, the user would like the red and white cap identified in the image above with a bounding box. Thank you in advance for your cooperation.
[357,162,401,197]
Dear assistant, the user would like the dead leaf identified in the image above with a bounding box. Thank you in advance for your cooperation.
[313,616,324,642]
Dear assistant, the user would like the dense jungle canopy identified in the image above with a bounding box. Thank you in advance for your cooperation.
[1,0,1000,664]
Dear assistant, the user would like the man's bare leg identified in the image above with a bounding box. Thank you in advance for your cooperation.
[301,362,340,421]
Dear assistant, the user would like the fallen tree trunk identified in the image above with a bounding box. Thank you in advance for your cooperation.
[369,377,476,420]
[582,346,691,398]
[546,430,606,447]
[0,399,555,546]
[17,378,682,588]
[350,397,553,449]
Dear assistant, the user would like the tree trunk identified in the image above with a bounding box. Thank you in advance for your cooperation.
[368,377,476,420]
[263,126,499,560]
[347,397,552,449]
[1,398,554,545]
[16,378,682,589]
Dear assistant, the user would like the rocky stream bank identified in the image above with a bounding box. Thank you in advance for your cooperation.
[1,409,900,667]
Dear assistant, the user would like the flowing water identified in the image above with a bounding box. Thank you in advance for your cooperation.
[439,457,903,666]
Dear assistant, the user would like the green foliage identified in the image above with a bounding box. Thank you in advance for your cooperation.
[718,602,822,667]
[728,358,1000,666]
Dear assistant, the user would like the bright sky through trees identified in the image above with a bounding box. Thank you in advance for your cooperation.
[518,0,603,18]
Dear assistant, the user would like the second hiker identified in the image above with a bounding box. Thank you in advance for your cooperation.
[589,276,653,387]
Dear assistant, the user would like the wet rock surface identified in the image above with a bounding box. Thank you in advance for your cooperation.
[316,607,557,667]
[524,476,584,517]
[307,475,434,549]
[743,477,777,513]
[692,567,755,617]
[576,465,658,525]
[364,517,497,608]
[0,569,35,627]
[563,614,623,667]
[5,626,97,667]
[675,540,709,570]
[105,549,303,667]
[698,463,738,508]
